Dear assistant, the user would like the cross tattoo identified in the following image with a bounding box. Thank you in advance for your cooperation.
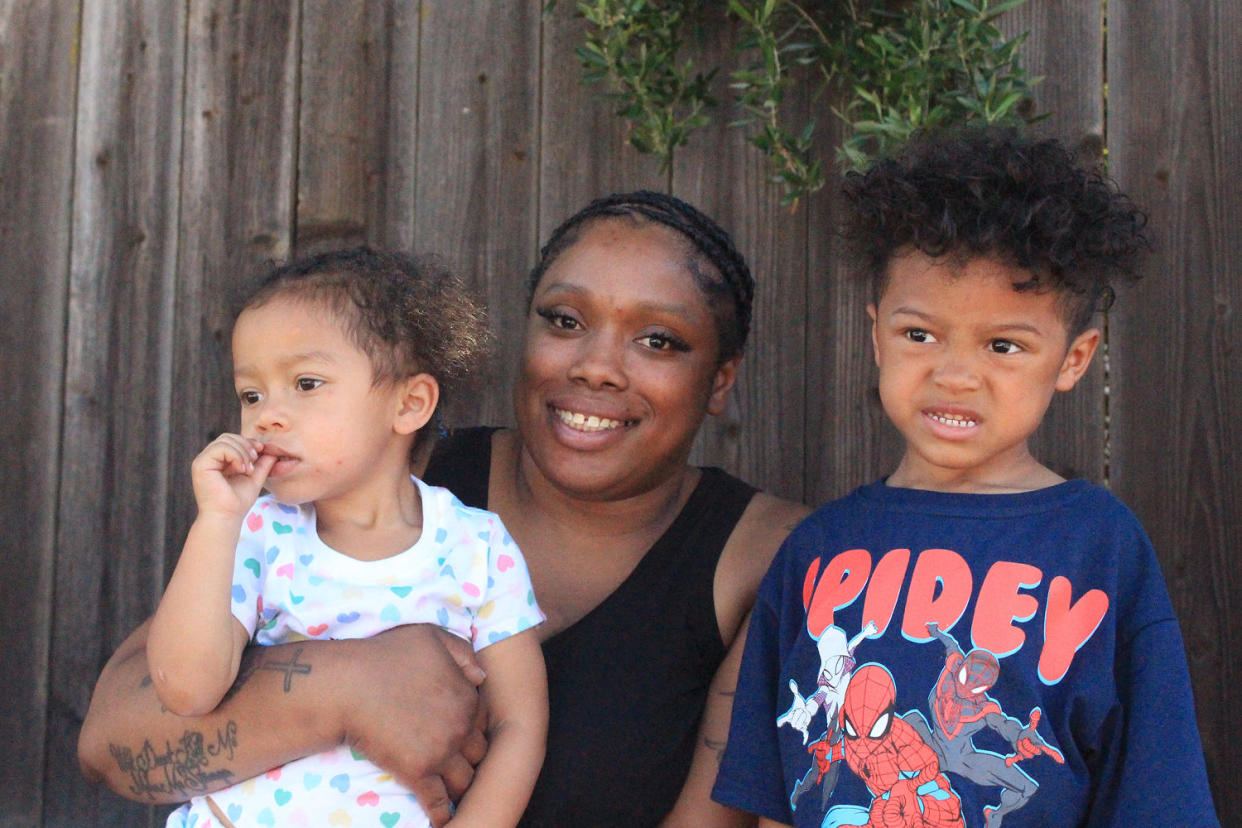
[261,647,311,692]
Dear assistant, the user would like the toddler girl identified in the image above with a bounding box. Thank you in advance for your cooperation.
[147,248,546,828]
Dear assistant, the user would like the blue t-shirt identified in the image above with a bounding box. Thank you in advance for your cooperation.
[713,479,1217,827]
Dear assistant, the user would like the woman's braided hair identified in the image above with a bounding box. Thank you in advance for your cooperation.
[842,127,1151,334]
[528,190,756,361]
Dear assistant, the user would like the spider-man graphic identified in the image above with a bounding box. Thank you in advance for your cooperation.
[904,623,1064,827]
[817,663,964,828]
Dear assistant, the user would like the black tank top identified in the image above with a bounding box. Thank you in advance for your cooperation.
[424,428,758,827]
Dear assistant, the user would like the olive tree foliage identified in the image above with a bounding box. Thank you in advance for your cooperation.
[558,0,1042,207]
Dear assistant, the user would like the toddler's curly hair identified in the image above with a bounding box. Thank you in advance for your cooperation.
[239,247,491,429]
[842,127,1151,334]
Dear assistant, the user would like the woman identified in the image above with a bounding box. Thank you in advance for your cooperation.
[79,191,810,827]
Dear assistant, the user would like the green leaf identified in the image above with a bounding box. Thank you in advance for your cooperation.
[984,0,1032,19]
[559,0,1044,201]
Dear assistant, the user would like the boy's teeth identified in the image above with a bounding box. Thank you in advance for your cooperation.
[556,409,625,431]
[930,412,976,428]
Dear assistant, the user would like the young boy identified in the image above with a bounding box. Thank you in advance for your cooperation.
[711,129,1218,827]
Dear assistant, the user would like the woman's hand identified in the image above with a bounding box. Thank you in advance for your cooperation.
[330,625,489,827]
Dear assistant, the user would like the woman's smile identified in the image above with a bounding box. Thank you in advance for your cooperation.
[551,406,635,432]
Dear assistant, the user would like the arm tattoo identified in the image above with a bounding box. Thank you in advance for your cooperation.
[704,735,728,765]
[704,686,735,764]
[112,647,311,799]
[256,646,311,692]
[108,723,239,800]
[222,645,312,701]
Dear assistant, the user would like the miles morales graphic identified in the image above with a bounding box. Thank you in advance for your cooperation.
[903,623,1064,826]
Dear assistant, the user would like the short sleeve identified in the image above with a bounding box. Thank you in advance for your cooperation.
[1087,618,1218,826]
[1085,516,1218,825]
[228,502,271,640]
[469,512,544,651]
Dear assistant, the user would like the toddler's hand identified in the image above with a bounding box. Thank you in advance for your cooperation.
[191,433,276,520]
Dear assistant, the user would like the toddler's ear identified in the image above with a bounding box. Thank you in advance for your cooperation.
[1055,328,1101,392]
[394,373,439,434]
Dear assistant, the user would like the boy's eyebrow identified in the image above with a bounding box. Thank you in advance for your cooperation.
[886,306,940,325]
[986,322,1047,336]
[888,306,1049,336]
[888,305,931,318]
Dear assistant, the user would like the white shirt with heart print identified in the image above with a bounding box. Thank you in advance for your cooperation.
[165,475,543,828]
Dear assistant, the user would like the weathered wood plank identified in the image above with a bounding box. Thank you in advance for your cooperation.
[804,104,903,505]
[297,0,420,255]
[1001,0,1108,482]
[1109,1,1241,821]
[169,1,301,569]
[1001,0,1105,141]
[0,1,79,822]
[44,3,188,823]
[671,10,809,502]
[538,3,667,243]
[413,1,543,428]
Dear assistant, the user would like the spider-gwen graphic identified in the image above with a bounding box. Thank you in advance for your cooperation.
[819,663,965,828]
[904,623,1065,827]
[778,621,879,812]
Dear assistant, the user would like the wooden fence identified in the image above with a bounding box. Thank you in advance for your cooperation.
[1,1,1237,825]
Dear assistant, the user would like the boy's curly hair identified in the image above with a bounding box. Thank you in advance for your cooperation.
[842,127,1151,334]
[239,247,491,432]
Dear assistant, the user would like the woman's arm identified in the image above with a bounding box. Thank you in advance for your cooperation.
[660,493,811,828]
[446,629,548,828]
[79,619,488,826]
[660,617,758,828]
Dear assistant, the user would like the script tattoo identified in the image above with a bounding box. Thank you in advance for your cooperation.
[108,723,239,800]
